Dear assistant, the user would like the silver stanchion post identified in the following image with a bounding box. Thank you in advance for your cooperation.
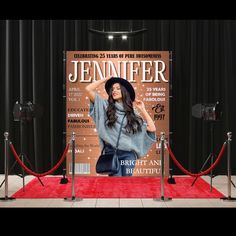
[222,132,236,201]
[64,132,82,201]
[154,132,172,201]
[0,132,15,201]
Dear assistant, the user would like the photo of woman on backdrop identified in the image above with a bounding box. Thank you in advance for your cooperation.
[85,76,156,176]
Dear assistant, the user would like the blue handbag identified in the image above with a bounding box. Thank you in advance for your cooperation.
[96,115,125,175]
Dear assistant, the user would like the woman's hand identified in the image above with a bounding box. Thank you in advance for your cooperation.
[134,99,156,132]
[103,76,111,82]
[103,75,115,83]
[86,76,112,103]
[133,99,145,111]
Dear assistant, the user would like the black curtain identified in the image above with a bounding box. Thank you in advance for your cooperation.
[0,20,235,175]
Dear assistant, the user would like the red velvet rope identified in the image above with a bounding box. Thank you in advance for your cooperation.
[167,142,226,177]
[9,142,69,177]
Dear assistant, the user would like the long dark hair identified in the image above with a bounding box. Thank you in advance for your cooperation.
[106,83,143,134]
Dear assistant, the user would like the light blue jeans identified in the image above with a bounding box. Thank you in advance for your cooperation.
[104,143,137,176]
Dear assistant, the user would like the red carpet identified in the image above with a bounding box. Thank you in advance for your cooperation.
[11,176,225,198]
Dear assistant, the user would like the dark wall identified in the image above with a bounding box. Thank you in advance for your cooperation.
[0,20,235,175]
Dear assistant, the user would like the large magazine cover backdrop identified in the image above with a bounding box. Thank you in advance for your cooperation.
[66,51,170,176]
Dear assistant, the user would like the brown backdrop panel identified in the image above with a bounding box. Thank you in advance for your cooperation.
[66,51,170,176]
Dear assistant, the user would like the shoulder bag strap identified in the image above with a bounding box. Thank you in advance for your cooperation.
[115,115,126,150]
[101,115,126,153]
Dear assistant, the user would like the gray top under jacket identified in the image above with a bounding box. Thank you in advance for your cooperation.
[89,94,156,159]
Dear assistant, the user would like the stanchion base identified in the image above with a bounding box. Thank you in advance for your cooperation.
[153,197,172,202]
[64,197,83,202]
[221,197,236,201]
[0,196,16,201]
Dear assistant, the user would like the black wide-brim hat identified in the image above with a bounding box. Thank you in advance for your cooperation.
[105,77,135,101]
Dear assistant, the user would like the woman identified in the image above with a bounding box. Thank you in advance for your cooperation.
[85,77,156,176]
